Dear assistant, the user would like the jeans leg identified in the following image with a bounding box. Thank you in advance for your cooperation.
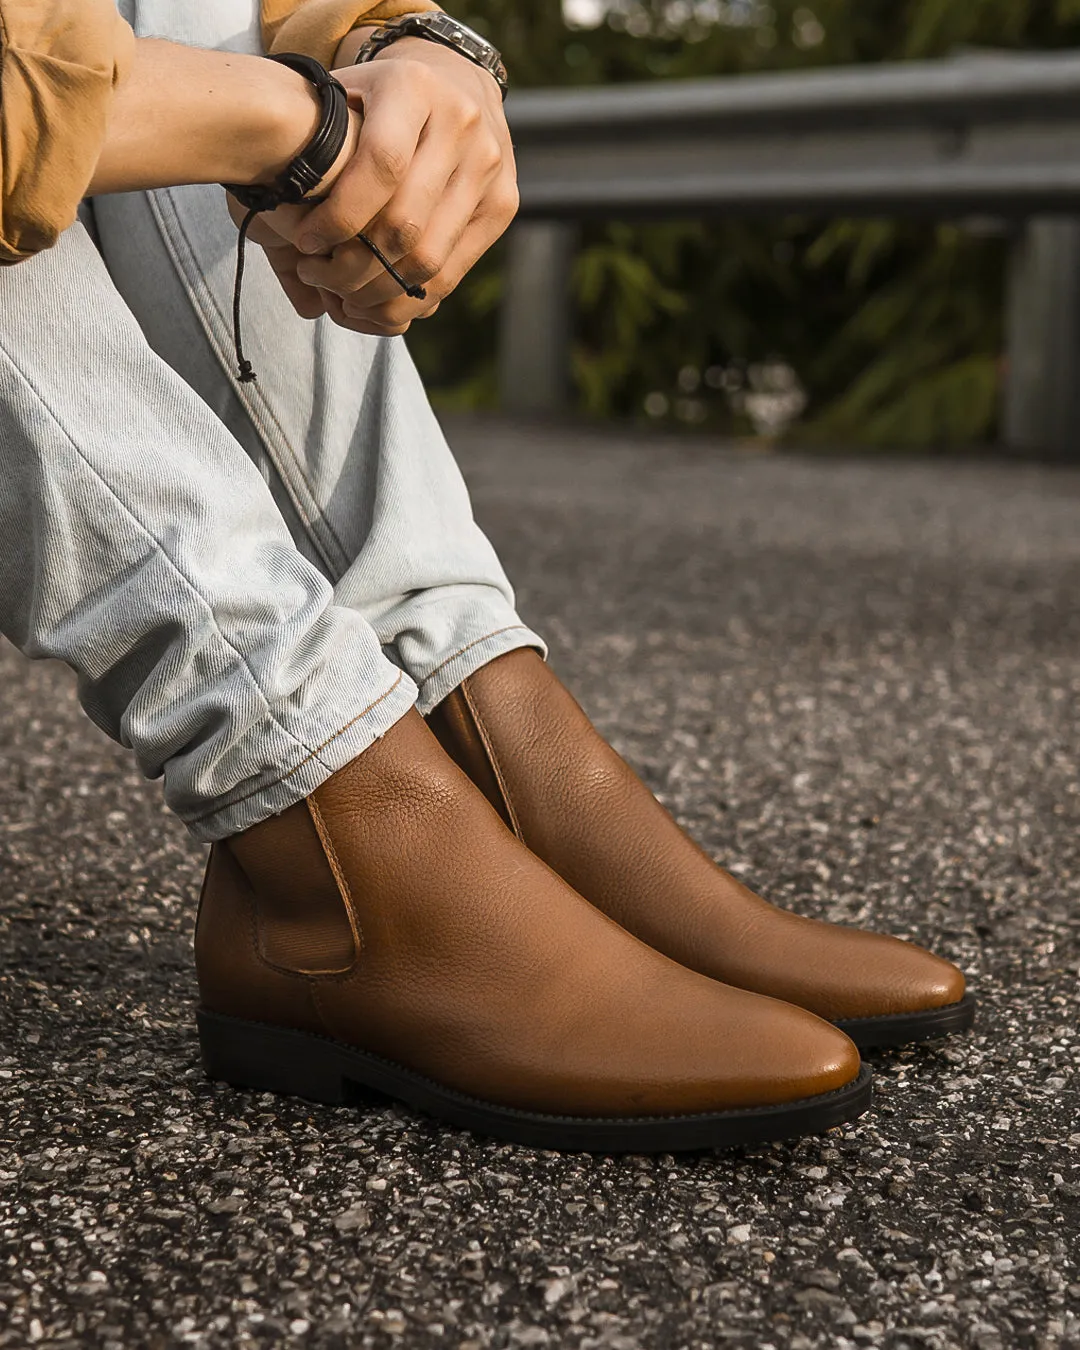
[91,183,547,714]
[0,219,417,842]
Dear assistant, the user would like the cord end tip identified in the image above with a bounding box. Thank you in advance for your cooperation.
[238,363,257,384]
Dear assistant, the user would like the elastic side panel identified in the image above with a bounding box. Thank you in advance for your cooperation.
[227,802,357,974]
[427,691,516,833]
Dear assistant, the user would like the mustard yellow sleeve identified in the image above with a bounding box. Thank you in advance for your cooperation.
[0,0,135,263]
[262,0,443,71]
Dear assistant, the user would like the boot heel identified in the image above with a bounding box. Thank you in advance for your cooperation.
[197,1009,349,1105]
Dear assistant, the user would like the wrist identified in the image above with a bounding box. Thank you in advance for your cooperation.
[227,55,360,206]
[308,105,362,196]
[239,62,324,188]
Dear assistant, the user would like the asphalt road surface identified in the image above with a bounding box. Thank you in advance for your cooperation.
[1,417,1078,1349]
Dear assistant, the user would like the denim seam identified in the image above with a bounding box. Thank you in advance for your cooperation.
[150,190,346,569]
[0,331,333,774]
[148,190,351,578]
[416,624,533,688]
[187,669,406,825]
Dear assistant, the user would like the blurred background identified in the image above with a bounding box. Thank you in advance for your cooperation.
[406,0,1080,451]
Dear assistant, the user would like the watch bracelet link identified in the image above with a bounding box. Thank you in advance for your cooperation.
[354,13,509,100]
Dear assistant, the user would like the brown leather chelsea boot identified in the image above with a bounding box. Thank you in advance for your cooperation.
[195,709,869,1151]
[427,650,974,1050]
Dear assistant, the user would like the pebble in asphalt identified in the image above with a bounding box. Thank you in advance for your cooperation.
[1,417,1078,1349]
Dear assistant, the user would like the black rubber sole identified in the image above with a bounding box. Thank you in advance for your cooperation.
[834,993,976,1049]
[197,1009,873,1153]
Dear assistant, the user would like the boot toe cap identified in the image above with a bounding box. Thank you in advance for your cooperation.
[756,1005,863,1104]
[680,986,863,1114]
[849,934,967,1018]
[756,919,969,1023]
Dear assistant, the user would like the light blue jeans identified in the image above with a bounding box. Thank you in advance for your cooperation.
[0,0,543,841]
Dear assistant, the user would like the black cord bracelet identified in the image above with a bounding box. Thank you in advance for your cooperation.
[220,52,426,384]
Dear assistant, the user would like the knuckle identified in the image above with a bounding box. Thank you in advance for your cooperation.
[422,278,450,309]
[379,301,409,328]
[480,136,504,174]
[408,248,443,283]
[315,208,354,244]
[459,100,483,132]
[381,217,424,258]
[384,297,422,330]
[367,313,411,336]
[396,56,434,87]
[369,141,409,187]
[434,277,456,304]
[490,181,520,223]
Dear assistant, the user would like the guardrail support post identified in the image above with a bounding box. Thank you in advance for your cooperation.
[498,221,578,415]
[1003,218,1080,458]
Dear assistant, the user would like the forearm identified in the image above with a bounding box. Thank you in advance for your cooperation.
[89,39,324,195]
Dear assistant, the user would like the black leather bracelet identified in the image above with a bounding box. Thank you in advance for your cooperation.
[223,53,350,212]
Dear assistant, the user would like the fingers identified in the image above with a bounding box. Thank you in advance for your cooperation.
[342,207,503,333]
[296,80,431,255]
[348,168,517,321]
[316,287,413,336]
[299,135,514,314]
[297,53,509,257]
[294,122,465,295]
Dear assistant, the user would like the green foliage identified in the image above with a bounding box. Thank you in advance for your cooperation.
[406,1,1080,447]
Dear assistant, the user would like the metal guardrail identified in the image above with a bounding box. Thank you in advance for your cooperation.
[498,52,1080,454]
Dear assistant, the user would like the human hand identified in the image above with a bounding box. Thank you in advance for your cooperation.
[225,104,361,324]
[241,37,519,336]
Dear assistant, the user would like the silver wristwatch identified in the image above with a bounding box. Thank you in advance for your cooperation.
[354,12,509,99]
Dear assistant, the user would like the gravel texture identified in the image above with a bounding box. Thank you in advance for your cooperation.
[1,416,1079,1349]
